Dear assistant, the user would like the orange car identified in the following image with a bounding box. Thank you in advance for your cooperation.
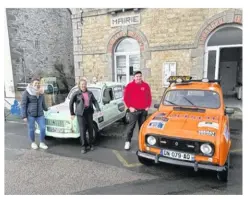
[136,76,234,182]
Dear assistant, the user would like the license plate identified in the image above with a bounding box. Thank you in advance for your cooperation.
[161,149,194,161]
[47,127,63,133]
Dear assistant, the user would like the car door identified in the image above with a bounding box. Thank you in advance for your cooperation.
[101,87,118,127]
[112,85,126,120]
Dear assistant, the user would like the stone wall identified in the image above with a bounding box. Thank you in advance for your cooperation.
[71,8,242,102]
[6,8,75,92]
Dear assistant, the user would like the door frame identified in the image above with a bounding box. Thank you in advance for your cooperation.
[204,44,242,80]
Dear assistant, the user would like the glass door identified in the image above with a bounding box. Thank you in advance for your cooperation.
[204,47,220,80]
[115,55,127,84]
[129,54,140,82]
[115,54,140,84]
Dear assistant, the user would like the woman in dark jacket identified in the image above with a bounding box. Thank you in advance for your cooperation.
[69,78,101,154]
[21,77,48,150]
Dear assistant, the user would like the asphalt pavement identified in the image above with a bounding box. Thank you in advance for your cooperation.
[4,118,242,195]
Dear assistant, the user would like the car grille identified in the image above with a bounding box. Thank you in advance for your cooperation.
[46,119,64,127]
[158,137,200,153]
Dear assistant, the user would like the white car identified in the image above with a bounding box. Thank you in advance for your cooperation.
[35,82,129,140]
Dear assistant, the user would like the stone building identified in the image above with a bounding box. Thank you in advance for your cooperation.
[6,8,75,95]
[71,8,242,104]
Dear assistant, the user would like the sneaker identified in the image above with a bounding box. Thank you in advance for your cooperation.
[124,141,131,150]
[81,148,87,154]
[31,142,38,150]
[39,142,48,150]
[90,145,94,151]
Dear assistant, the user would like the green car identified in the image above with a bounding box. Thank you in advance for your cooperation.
[35,82,129,140]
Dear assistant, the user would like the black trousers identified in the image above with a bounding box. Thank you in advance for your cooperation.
[77,109,94,148]
[126,110,148,142]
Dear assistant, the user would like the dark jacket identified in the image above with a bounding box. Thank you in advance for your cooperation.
[21,86,48,119]
[69,89,101,116]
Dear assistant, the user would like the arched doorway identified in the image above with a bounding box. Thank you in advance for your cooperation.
[204,25,242,99]
[114,38,140,84]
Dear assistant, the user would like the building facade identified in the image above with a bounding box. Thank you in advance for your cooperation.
[71,8,242,104]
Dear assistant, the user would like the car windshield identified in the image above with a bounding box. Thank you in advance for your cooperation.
[163,89,221,109]
[67,87,101,102]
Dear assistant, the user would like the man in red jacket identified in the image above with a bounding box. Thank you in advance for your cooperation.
[123,71,152,150]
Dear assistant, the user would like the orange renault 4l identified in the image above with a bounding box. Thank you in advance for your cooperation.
[136,76,234,182]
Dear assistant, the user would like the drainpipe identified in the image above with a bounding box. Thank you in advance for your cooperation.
[22,57,26,83]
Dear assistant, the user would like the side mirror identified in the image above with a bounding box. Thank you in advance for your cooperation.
[154,104,160,109]
[225,107,234,115]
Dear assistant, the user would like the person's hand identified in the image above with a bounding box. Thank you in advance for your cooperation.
[129,107,136,112]
[71,115,75,120]
[145,107,149,111]
[23,118,27,122]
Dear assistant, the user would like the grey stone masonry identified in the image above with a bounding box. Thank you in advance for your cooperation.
[6,8,74,88]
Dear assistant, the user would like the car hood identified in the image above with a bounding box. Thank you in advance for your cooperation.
[45,102,102,120]
[144,110,222,141]
[45,102,71,120]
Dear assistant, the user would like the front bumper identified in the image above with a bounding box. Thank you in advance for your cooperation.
[137,151,225,172]
[35,129,80,138]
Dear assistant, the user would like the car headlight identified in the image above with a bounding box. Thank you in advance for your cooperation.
[147,136,156,146]
[200,143,213,155]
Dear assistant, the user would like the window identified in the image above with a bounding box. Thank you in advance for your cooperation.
[116,38,140,52]
[113,86,124,99]
[207,27,242,46]
[103,87,114,102]
[163,89,221,109]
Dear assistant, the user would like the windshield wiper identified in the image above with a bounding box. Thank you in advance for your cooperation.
[182,97,197,107]
[174,106,206,112]
[165,99,178,106]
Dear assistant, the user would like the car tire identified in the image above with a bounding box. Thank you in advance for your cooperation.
[138,156,154,166]
[123,110,130,124]
[217,154,230,182]
[44,135,55,140]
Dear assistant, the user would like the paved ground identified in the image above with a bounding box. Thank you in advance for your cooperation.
[4,118,242,195]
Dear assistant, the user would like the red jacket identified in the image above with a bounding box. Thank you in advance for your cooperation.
[124,80,152,110]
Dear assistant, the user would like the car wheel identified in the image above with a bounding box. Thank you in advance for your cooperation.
[44,136,55,140]
[138,156,154,166]
[123,110,130,124]
[217,154,229,182]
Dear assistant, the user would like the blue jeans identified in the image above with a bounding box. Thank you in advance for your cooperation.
[27,116,46,142]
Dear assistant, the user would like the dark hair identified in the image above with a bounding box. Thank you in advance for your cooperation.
[31,76,40,83]
[134,71,142,76]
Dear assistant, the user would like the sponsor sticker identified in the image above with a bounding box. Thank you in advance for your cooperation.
[148,120,165,129]
[153,114,168,122]
[198,130,216,136]
[198,121,219,129]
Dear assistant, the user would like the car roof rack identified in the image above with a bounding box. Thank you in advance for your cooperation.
[167,76,221,85]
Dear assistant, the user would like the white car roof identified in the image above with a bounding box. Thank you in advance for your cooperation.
[72,81,125,89]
